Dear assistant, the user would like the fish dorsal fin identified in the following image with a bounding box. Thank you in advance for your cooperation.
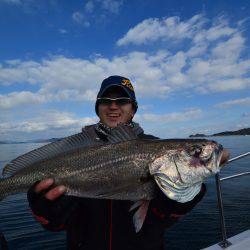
[107,125,138,143]
[2,131,102,177]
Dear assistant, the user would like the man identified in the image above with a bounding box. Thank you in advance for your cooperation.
[28,75,228,250]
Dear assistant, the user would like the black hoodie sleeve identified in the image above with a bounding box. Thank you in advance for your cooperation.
[27,181,79,231]
[148,184,206,226]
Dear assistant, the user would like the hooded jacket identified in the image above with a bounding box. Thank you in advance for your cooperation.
[27,123,206,250]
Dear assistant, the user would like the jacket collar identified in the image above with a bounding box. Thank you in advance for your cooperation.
[94,121,144,137]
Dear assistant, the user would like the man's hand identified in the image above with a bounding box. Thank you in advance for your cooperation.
[34,178,66,200]
[27,178,74,231]
[220,149,230,166]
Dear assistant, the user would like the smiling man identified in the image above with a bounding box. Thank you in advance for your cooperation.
[95,76,138,129]
[27,75,212,250]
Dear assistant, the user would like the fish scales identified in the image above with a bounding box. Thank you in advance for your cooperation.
[0,137,223,203]
[0,140,157,200]
[53,140,161,200]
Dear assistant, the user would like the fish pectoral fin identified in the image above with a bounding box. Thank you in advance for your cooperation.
[129,200,144,211]
[130,200,150,233]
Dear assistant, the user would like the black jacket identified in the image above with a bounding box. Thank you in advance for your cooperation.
[27,124,206,250]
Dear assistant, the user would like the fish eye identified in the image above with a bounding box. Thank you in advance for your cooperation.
[189,145,203,157]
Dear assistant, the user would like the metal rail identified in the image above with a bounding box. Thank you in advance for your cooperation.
[227,152,250,164]
[215,152,250,249]
[215,173,232,248]
[220,172,250,181]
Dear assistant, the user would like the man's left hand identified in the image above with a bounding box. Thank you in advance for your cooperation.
[220,149,230,166]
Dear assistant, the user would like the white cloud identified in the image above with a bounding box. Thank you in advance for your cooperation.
[186,44,208,57]
[193,17,236,44]
[58,29,68,34]
[72,0,123,28]
[215,97,250,108]
[72,11,83,23]
[136,108,202,123]
[205,21,235,41]
[0,110,97,134]
[115,15,250,94]
[53,89,97,102]
[4,59,21,65]
[0,56,107,104]
[85,1,94,13]
[205,78,250,92]
[102,0,123,14]
[0,60,41,86]
[0,88,96,110]
[0,91,48,109]
[0,44,250,110]
[117,14,205,46]
[117,14,239,47]
[82,0,124,16]
[242,112,250,117]
[139,104,154,111]
[211,34,245,61]
[1,0,21,4]
[0,14,249,111]
[72,11,90,27]
[0,52,174,107]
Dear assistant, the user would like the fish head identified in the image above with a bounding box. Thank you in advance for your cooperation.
[182,140,224,174]
[150,140,224,202]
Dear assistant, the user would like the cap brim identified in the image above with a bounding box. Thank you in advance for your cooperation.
[98,84,131,98]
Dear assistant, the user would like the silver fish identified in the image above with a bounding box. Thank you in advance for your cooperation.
[0,125,224,231]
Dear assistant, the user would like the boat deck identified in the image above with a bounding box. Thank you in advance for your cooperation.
[202,230,250,250]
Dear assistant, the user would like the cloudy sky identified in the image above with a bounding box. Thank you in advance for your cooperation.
[0,0,249,141]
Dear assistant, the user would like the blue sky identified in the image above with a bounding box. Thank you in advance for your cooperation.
[0,0,249,141]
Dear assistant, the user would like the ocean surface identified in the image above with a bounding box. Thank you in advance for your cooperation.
[0,136,249,250]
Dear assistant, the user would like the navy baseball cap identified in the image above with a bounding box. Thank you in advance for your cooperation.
[95,75,138,115]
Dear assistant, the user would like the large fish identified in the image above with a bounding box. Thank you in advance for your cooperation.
[0,125,224,231]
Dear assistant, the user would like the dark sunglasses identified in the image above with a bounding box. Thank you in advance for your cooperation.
[97,97,132,106]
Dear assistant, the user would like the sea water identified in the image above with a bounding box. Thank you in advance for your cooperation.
[0,136,249,250]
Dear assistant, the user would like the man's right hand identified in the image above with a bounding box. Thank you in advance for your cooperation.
[34,178,66,200]
[27,179,76,231]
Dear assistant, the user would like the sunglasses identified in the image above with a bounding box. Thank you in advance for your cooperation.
[97,97,132,106]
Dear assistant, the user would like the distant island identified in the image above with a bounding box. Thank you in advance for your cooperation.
[189,133,207,138]
[189,128,250,137]
[1,128,249,144]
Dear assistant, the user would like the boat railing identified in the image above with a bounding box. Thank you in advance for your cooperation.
[215,152,250,249]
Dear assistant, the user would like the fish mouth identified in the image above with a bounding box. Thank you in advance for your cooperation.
[203,144,224,173]
[216,144,224,168]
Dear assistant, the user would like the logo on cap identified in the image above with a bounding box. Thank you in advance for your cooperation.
[121,79,134,92]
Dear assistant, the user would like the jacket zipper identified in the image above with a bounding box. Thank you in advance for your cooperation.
[109,200,113,250]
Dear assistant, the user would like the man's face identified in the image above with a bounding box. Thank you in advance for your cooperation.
[98,88,135,128]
